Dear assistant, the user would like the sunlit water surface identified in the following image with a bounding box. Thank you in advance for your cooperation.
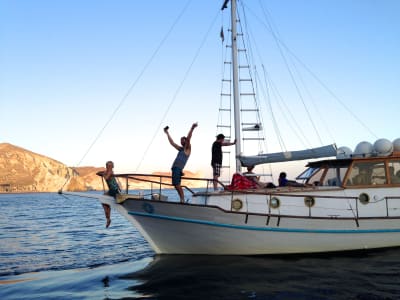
[1,192,400,299]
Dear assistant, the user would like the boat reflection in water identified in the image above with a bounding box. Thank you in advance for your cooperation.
[123,249,400,299]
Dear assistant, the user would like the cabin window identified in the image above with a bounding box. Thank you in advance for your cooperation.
[306,168,325,186]
[322,167,347,186]
[347,161,386,186]
[371,161,387,185]
[297,167,319,180]
[388,160,400,184]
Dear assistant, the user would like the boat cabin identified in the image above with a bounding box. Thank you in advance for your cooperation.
[297,154,400,188]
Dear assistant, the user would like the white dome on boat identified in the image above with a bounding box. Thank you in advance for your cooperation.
[353,141,373,158]
[393,138,400,152]
[373,138,393,156]
[336,146,352,159]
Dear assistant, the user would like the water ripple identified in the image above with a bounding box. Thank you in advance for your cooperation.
[0,193,153,276]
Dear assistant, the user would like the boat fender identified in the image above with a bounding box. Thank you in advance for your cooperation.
[270,197,280,209]
[358,193,370,205]
[304,196,315,207]
[231,198,243,211]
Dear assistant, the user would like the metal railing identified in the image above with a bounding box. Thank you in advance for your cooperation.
[99,173,400,222]
[112,173,224,197]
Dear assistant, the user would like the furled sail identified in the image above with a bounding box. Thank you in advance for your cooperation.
[238,144,337,167]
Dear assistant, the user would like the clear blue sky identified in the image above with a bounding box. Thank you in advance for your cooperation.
[1,0,400,181]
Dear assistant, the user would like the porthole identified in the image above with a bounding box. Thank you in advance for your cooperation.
[359,193,370,205]
[232,198,243,211]
[304,196,315,207]
[142,202,154,214]
[270,197,280,209]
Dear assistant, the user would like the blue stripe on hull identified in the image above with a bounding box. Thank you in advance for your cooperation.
[128,211,400,234]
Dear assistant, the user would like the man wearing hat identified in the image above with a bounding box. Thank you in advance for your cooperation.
[211,133,236,190]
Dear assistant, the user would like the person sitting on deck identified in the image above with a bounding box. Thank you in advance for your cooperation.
[96,160,121,228]
[278,172,305,187]
[227,173,257,190]
[243,166,276,189]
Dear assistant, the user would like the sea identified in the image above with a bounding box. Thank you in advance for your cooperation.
[1,192,400,300]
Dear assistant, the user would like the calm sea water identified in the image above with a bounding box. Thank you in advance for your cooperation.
[1,192,400,299]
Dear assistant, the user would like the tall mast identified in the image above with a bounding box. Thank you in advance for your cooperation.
[230,0,241,172]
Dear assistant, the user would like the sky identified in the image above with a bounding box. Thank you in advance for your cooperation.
[1,0,400,182]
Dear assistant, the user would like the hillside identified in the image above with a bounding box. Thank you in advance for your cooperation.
[0,143,205,193]
[0,143,97,192]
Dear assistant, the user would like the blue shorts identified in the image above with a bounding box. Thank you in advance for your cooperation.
[212,163,222,176]
[171,167,183,186]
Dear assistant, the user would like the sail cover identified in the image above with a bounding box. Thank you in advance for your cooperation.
[239,144,337,167]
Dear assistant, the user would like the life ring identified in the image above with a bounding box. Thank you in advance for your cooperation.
[232,198,243,211]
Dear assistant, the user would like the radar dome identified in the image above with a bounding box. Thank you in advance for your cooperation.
[393,138,400,152]
[353,141,373,157]
[336,146,352,159]
[373,138,393,156]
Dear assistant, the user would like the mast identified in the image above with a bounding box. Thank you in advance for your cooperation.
[230,0,242,172]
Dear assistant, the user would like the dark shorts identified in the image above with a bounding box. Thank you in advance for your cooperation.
[212,163,222,177]
[172,167,183,186]
[107,189,119,198]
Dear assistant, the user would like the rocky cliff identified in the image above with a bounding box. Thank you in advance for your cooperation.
[0,143,104,192]
[0,143,205,193]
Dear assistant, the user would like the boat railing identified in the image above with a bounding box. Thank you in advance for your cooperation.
[104,173,400,219]
[285,193,400,219]
[113,173,225,197]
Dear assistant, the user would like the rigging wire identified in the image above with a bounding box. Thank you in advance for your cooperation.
[77,0,192,166]
[135,9,221,171]
[235,16,275,180]
[237,4,266,151]
[59,0,193,190]
[257,1,324,146]
[219,2,275,180]
[73,0,193,169]
[237,1,313,151]
[216,10,234,182]
[237,1,319,150]
[222,1,270,159]
[289,60,336,143]
[281,48,378,139]
[261,64,315,149]
[252,66,274,181]
[259,65,286,151]
[237,2,287,153]
[244,0,377,140]
[217,10,232,140]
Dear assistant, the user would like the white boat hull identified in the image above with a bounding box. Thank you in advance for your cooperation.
[111,193,400,255]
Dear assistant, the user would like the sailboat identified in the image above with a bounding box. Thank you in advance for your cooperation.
[65,0,400,255]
